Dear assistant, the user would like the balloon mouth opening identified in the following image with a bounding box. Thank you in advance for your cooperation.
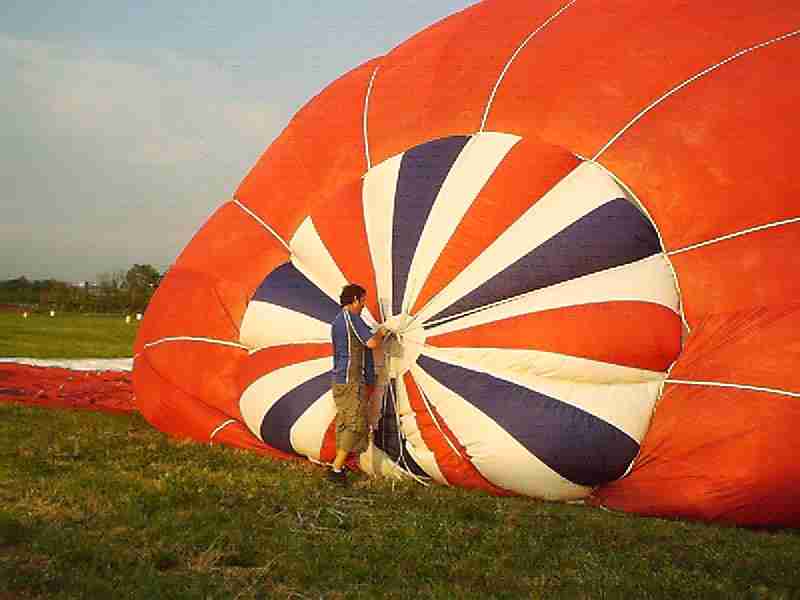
[380,311,427,379]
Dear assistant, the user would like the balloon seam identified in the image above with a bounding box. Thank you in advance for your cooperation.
[232,198,292,252]
[211,276,241,337]
[592,29,800,160]
[143,336,248,350]
[665,378,800,399]
[209,419,238,440]
[667,216,800,256]
[479,0,578,132]
[363,65,380,171]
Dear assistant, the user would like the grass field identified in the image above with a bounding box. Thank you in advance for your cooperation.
[0,312,138,358]
[2,313,800,598]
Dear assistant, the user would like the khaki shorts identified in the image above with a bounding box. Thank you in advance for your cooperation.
[332,382,369,454]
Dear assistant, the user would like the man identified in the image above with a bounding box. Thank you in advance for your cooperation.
[328,283,388,484]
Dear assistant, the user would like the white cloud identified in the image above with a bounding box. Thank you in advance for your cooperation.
[3,34,281,168]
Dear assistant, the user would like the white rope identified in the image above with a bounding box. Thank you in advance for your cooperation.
[416,381,464,461]
[143,336,248,351]
[209,419,237,440]
[593,29,800,160]
[665,378,800,399]
[667,216,800,256]
[480,0,578,132]
[363,65,380,171]
[232,198,292,253]
[388,381,430,486]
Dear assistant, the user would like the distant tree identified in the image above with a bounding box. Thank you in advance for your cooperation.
[48,280,70,309]
[0,277,33,304]
[96,272,123,312]
[125,264,161,312]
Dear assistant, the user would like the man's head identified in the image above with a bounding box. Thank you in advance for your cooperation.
[340,283,367,313]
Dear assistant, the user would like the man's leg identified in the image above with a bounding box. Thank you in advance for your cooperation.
[328,434,353,484]
[330,383,366,479]
[332,447,349,471]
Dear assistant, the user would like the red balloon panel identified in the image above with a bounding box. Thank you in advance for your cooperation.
[367,0,568,164]
[486,1,800,158]
[140,341,246,421]
[593,383,800,527]
[670,224,800,323]
[311,179,380,319]
[428,301,682,372]
[602,39,800,250]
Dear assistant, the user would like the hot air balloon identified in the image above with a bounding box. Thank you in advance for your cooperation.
[133,0,800,526]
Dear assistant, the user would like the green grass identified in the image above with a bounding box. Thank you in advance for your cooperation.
[0,312,138,358]
[2,313,800,598]
[2,404,800,599]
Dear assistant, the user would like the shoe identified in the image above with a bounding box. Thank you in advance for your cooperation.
[327,467,347,486]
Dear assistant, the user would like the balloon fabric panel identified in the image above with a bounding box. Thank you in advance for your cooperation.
[366,0,570,164]
[593,383,800,527]
[141,340,245,421]
[259,371,331,456]
[428,301,681,373]
[670,225,800,324]
[392,136,471,315]
[668,305,800,397]
[417,355,639,488]
[484,1,800,157]
[412,139,579,314]
[252,262,342,325]
[310,180,381,319]
[599,38,800,251]
[402,371,514,495]
[429,198,662,322]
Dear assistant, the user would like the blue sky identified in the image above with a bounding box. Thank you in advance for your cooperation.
[1,1,476,282]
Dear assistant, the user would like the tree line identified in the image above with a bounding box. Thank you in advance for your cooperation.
[0,264,162,314]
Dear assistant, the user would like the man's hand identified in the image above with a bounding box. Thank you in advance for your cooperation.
[381,314,405,334]
[366,327,387,349]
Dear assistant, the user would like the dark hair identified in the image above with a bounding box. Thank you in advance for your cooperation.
[340,283,366,307]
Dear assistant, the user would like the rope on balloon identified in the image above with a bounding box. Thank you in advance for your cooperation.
[379,330,479,466]
[383,380,430,487]
[480,0,578,133]
[593,28,800,161]
[665,378,800,399]
[232,198,292,253]
[375,300,430,484]
[415,380,469,463]
[667,216,800,257]
[209,419,238,441]
[362,65,380,171]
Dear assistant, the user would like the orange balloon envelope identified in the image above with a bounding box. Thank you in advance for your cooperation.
[134,0,800,526]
